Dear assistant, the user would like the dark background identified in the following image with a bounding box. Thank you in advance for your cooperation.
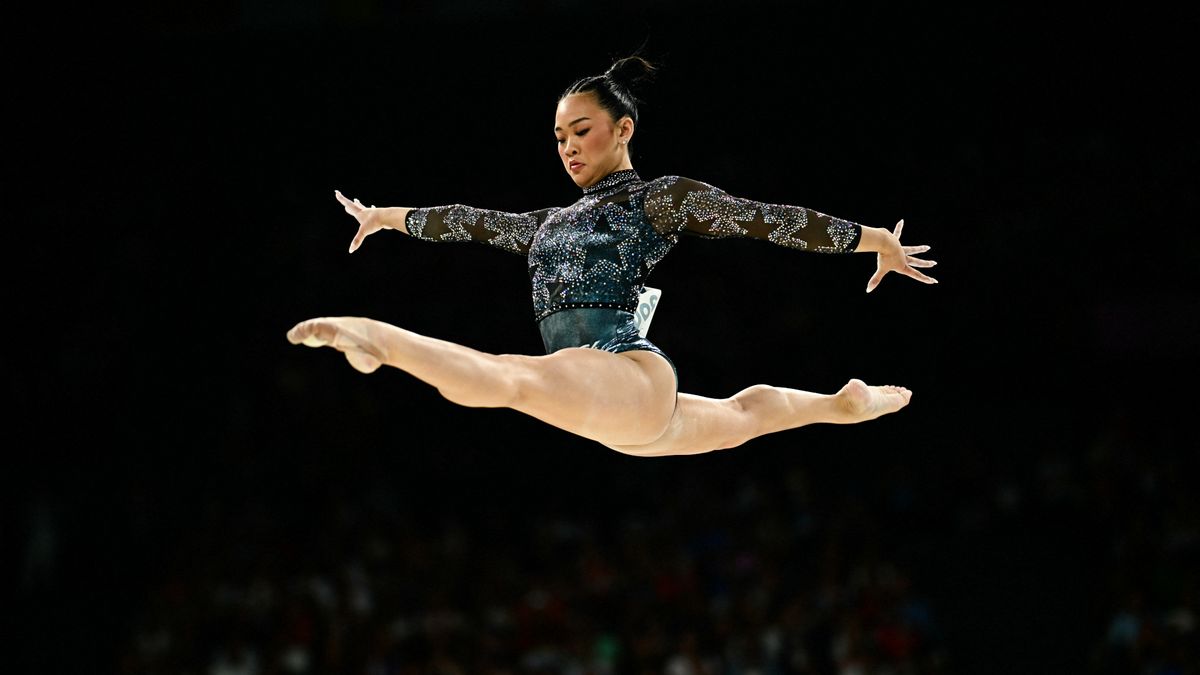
[14,1,1199,673]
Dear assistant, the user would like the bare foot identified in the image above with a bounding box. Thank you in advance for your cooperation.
[287,317,388,374]
[835,378,911,423]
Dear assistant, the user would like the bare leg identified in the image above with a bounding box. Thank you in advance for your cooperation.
[287,316,677,446]
[605,379,911,457]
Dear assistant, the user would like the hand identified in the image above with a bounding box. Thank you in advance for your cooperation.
[865,219,938,293]
[335,189,392,253]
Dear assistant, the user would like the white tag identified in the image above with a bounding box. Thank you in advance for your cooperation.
[633,286,662,338]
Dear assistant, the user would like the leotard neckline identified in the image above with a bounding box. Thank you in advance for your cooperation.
[582,168,642,196]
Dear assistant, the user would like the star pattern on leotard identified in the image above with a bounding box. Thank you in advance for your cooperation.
[625,189,674,272]
[575,258,623,299]
[405,209,429,239]
[598,200,659,306]
[528,202,592,310]
[644,189,685,234]
[821,217,859,253]
[481,210,540,254]
[678,187,758,237]
[762,203,810,250]
[438,206,476,243]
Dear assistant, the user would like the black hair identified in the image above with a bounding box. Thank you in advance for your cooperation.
[561,55,658,129]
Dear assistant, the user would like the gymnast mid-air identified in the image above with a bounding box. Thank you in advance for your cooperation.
[287,55,938,457]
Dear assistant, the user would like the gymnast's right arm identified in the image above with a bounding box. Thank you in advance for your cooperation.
[335,190,560,256]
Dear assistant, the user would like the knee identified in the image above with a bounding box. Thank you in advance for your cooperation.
[729,383,782,412]
[721,386,779,448]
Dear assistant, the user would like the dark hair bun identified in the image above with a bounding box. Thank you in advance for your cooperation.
[561,53,659,127]
[604,56,657,94]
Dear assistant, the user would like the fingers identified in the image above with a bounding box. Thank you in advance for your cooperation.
[866,264,939,293]
[868,267,939,290]
[901,266,938,285]
[894,218,904,238]
[349,223,368,253]
[902,244,930,254]
[906,256,937,268]
[334,189,362,213]
[335,190,375,252]
[866,270,884,293]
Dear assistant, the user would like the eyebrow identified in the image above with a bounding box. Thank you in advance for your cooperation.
[554,116,591,132]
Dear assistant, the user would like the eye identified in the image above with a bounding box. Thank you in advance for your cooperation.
[576,128,590,137]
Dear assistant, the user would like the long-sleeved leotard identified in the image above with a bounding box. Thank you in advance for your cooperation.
[403,168,864,324]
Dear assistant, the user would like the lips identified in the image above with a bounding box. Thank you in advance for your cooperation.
[569,161,585,173]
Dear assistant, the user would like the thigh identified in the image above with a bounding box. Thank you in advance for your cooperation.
[603,392,753,457]
[506,346,678,446]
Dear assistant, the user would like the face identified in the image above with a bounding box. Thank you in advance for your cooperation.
[554,92,633,189]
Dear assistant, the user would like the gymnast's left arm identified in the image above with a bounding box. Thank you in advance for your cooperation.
[643,175,937,292]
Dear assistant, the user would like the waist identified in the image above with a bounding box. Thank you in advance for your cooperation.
[537,306,639,354]
[534,300,638,324]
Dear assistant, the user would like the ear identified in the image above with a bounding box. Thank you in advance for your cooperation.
[619,116,635,143]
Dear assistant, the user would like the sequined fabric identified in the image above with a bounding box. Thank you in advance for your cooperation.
[406,169,864,324]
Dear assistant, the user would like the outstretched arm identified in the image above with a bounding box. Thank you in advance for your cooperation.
[643,176,936,291]
[335,190,559,256]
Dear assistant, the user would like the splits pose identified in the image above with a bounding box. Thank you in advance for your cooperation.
[288,55,937,457]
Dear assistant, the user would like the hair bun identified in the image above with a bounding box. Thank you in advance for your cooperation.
[604,55,657,93]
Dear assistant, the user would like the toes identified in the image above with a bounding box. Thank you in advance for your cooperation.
[289,323,318,347]
[287,321,315,345]
[288,320,340,348]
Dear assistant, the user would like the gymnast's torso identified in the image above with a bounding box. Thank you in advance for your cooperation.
[403,168,864,355]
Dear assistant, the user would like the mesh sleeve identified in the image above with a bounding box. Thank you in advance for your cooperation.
[643,175,863,253]
[404,204,562,256]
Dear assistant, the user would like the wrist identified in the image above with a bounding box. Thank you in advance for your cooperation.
[383,207,412,233]
[855,225,892,253]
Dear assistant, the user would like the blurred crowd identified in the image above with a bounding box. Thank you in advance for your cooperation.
[117,460,947,675]
[1086,406,1198,674]
[110,398,1196,675]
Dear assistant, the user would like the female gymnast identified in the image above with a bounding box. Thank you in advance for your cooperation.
[287,55,938,457]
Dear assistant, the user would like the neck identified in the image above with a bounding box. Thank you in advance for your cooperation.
[582,165,641,194]
[597,158,635,184]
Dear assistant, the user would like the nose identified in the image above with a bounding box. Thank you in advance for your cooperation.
[562,138,578,157]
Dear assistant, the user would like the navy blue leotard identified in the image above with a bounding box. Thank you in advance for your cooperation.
[403,169,865,390]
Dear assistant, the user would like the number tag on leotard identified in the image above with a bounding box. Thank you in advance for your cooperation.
[633,286,661,338]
